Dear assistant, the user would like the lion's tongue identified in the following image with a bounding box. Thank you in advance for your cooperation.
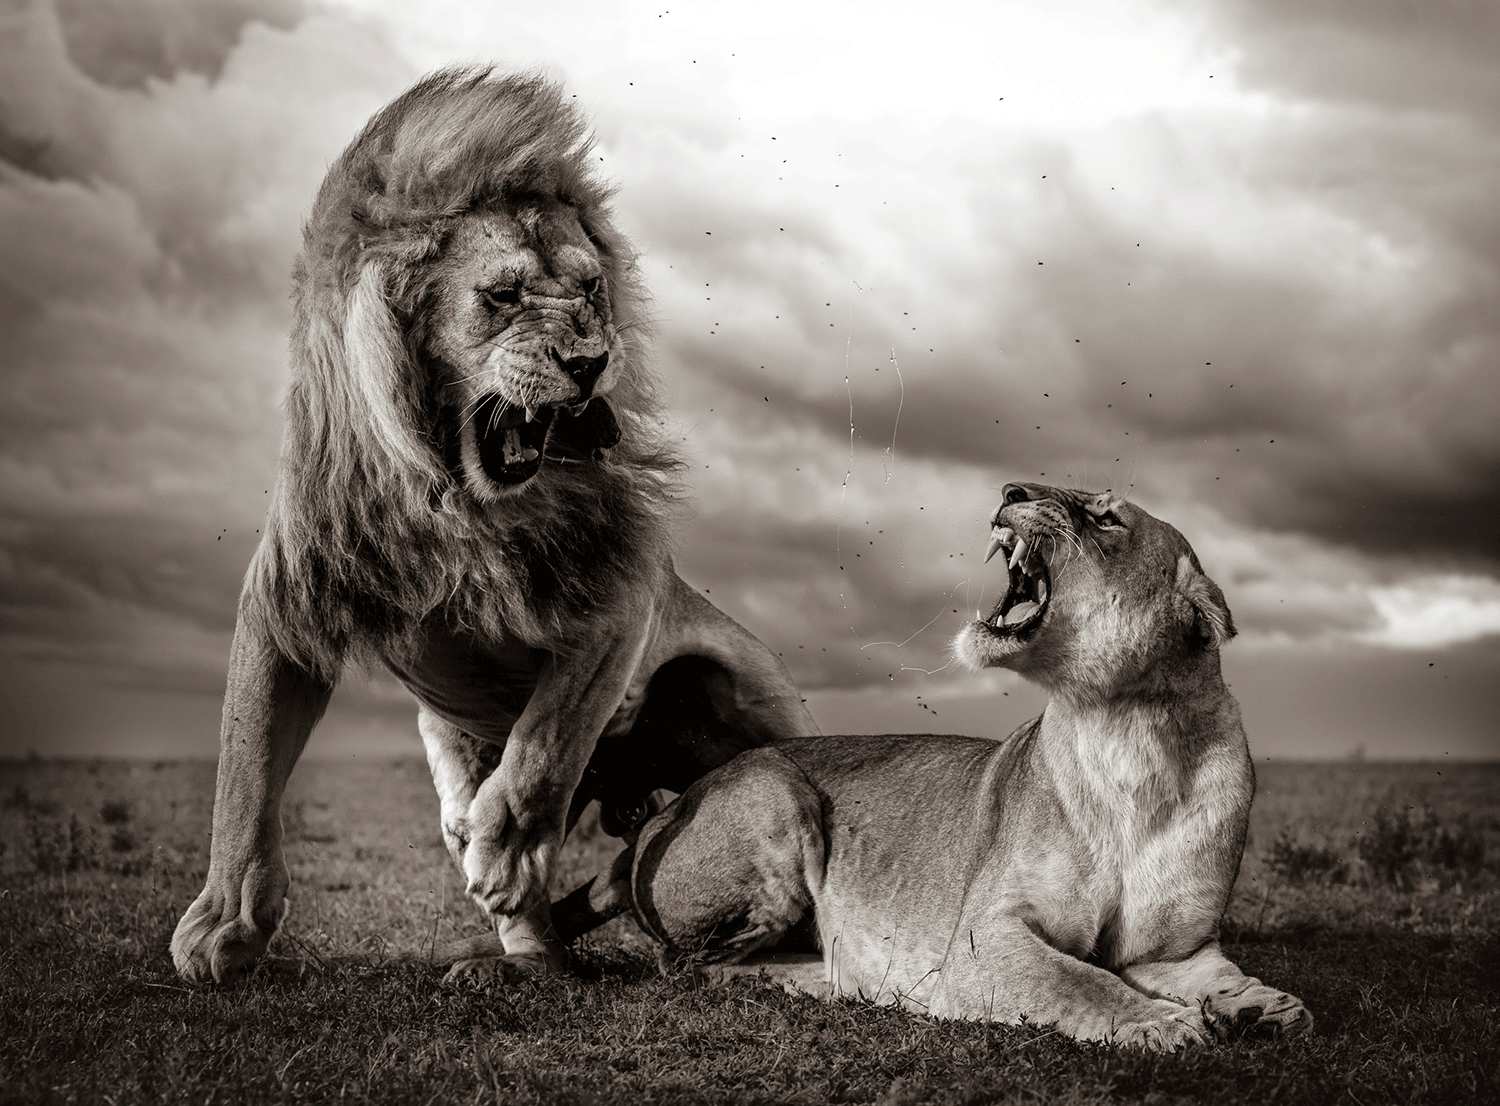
[477,399,551,481]
[1003,601,1040,627]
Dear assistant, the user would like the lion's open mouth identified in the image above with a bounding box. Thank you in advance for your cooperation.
[475,395,553,485]
[472,394,623,487]
[979,526,1051,637]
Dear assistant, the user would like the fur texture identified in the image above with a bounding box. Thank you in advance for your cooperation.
[611,483,1312,1050]
[170,68,816,986]
[253,67,678,678]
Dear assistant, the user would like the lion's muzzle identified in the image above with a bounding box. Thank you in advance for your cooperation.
[553,349,610,401]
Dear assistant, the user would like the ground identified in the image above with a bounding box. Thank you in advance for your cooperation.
[2,755,1496,1105]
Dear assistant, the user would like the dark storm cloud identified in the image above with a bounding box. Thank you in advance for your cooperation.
[54,0,304,90]
[0,0,407,707]
[1200,0,1500,118]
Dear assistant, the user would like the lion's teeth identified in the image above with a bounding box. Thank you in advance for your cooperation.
[1008,538,1029,571]
[524,406,538,423]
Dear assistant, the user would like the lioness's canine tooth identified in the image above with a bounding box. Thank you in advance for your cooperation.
[1009,539,1029,571]
[524,405,538,423]
[984,531,1005,564]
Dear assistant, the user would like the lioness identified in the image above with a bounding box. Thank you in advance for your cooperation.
[611,482,1311,1049]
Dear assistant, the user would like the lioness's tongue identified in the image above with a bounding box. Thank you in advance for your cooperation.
[1004,601,1040,627]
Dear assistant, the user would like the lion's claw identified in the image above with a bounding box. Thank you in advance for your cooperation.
[443,951,561,988]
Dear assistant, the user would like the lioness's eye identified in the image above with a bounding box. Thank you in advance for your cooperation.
[481,284,520,309]
[1093,510,1124,530]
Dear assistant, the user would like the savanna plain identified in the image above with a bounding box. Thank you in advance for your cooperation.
[2,753,1496,1106]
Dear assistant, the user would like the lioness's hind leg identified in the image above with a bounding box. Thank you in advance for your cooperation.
[631,747,825,967]
[1120,941,1313,1036]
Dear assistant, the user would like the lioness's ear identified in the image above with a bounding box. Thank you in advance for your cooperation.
[344,261,438,489]
[1174,553,1236,649]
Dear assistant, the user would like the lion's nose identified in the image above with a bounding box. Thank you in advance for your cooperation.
[554,350,609,399]
[1001,483,1032,506]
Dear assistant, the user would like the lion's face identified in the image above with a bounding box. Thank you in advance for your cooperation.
[954,482,1234,697]
[424,203,627,500]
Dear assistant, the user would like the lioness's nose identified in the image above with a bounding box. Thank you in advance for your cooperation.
[1001,483,1033,505]
[554,350,609,398]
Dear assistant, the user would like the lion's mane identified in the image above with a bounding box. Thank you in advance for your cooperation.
[247,67,681,681]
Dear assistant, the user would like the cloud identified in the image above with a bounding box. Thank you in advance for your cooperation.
[0,0,1495,759]
[0,0,413,697]
[1362,576,1500,649]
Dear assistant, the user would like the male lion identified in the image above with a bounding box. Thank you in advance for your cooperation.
[606,482,1311,1050]
[171,67,815,984]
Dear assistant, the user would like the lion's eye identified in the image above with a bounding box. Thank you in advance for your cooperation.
[481,284,520,309]
[581,275,602,298]
[1093,510,1125,530]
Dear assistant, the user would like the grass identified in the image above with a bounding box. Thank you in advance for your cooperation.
[2,757,1497,1105]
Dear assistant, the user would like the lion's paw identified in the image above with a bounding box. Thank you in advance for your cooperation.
[1107,1002,1208,1052]
[443,950,563,988]
[1205,982,1313,1037]
[170,881,286,983]
[462,831,555,917]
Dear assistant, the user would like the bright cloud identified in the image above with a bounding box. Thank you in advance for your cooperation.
[1363,577,1500,650]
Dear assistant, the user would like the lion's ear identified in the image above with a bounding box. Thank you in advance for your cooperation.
[344,261,439,491]
[1174,553,1236,649]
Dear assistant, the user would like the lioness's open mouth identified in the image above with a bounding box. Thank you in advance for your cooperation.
[472,394,623,486]
[979,526,1051,637]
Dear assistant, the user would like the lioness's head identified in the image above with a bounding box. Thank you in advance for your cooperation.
[954,483,1235,697]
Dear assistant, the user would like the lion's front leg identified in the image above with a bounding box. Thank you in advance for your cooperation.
[453,632,647,980]
[1120,941,1313,1036]
[171,614,332,982]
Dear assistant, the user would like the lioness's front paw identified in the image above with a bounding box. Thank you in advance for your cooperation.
[462,831,555,916]
[1205,982,1314,1036]
[170,872,287,983]
[1108,1002,1208,1052]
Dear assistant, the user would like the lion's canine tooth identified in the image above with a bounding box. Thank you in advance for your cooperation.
[524,405,538,423]
[1008,538,1029,571]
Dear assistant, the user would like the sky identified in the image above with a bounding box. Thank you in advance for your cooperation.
[1,0,1497,761]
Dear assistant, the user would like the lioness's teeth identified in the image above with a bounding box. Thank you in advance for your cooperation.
[524,405,538,423]
[983,526,1015,564]
[1009,538,1029,571]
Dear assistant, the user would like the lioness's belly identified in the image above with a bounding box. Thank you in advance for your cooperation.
[383,625,545,743]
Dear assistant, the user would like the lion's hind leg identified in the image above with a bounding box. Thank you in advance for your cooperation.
[630,747,826,973]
